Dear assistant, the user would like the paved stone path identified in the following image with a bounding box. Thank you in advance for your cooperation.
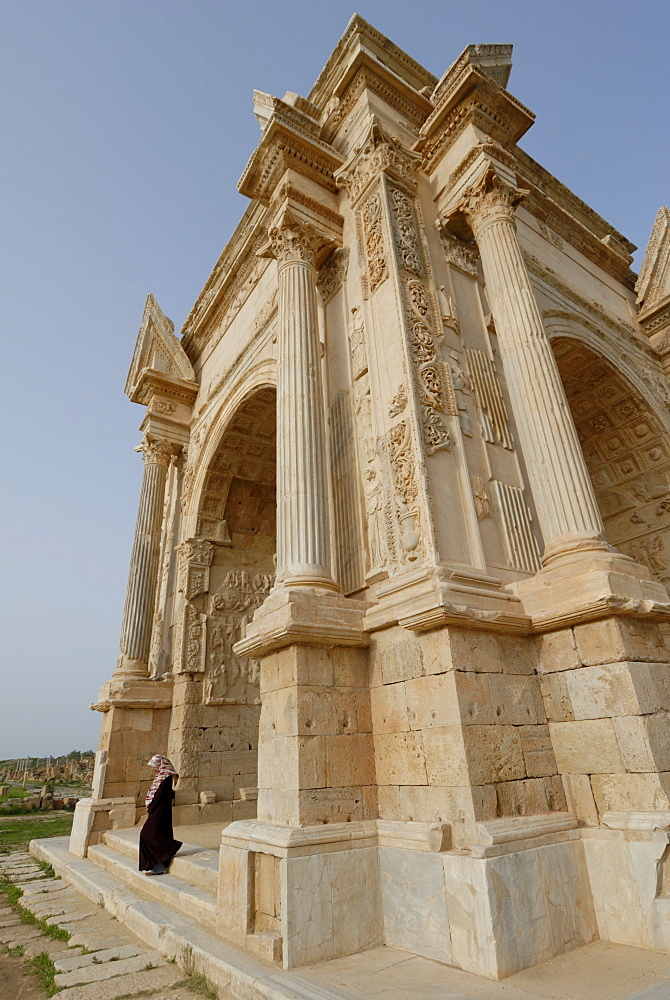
[0,851,225,999]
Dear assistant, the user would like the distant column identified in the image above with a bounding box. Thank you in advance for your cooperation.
[461,168,607,564]
[115,436,173,676]
[270,219,338,590]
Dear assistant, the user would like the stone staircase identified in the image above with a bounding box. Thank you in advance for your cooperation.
[87,828,219,932]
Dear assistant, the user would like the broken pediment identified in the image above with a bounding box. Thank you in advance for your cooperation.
[637,207,670,312]
[125,294,196,405]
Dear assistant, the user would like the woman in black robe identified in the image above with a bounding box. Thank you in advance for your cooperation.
[139,754,182,876]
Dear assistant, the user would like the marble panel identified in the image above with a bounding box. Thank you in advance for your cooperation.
[281,847,382,968]
[379,846,451,964]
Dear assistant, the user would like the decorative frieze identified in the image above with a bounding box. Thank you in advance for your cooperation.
[489,479,542,574]
[464,348,513,449]
[403,276,454,454]
[389,187,423,277]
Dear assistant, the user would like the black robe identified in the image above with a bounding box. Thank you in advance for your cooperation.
[138,775,182,871]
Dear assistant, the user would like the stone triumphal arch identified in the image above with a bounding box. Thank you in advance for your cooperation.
[69,16,670,982]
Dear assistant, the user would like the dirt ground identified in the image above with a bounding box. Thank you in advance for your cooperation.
[0,951,46,1000]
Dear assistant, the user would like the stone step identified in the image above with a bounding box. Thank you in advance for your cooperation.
[30,836,283,1000]
[103,827,220,893]
[54,942,145,973]
[53,964,183,1000]
[87,842,217,930]
[54,948,165,988]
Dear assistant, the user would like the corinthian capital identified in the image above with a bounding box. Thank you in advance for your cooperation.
[264,219,333,268]
[139,436,174,466]
[459,167,529,238]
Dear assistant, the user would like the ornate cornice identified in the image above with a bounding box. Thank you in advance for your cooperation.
[636,206,670,311]
[238,99,344,203]
[132,369,199,407]
[416,48,535,175]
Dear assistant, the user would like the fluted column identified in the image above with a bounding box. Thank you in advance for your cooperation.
[460,168,607,564]
[270,220,338,590]
[115,436,174,676]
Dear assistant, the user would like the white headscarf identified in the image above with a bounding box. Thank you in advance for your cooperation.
[145,754,179,806]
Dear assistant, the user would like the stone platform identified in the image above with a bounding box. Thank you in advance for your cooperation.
[25,835,670,1000]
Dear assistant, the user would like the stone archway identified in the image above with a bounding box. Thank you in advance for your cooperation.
[171,386,276,819]
[552,337,670,591]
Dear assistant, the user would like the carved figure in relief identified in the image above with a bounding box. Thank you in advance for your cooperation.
[364,469,387,570]
[471,476,491,521]
[450,354,473,436]
[421,406,451,453]
[389,383,407,418]
[624,535,669,579]
[355,383,376,464]
[349,307,369,380]
[438,285,459,333]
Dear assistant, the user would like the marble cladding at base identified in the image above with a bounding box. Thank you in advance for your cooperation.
[281,847,382,967]
[582,828,670,953]
[378,846,451,964]
[444,837,597,979]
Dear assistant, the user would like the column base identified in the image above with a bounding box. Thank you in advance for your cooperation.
[92,675,173,711]
[364,562,529,633]
[233,586,368,658]
[510,544,670,631]
[113,655,151,679]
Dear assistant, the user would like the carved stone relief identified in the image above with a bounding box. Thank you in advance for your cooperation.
[357,188,388,298]
[488,480,542,574]
[205,570,273,704]
[464,347,514,450]
[317,247,349,302]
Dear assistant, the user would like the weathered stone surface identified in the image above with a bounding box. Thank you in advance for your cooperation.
[550,719,625,773]
[53,964,183,1000]
[54,949,165,988]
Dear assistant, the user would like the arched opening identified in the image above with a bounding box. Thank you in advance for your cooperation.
[188,386,276,813]
[552,338,670,591]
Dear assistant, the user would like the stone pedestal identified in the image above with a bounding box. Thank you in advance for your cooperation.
[69,797,135,857]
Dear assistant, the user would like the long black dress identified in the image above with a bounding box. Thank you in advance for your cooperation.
[138,775,182,872]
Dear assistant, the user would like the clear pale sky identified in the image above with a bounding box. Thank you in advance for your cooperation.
[1,1,667,759]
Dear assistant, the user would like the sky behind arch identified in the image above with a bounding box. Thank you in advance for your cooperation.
[1,0,667,757]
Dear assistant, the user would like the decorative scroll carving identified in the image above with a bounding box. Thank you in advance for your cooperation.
[358,189,388,296]
[317,247,349,302]
[389,420,418,505]
[489,480,541,574]
[204,570,273,704]
[404,277,454,453]
[435,223,479,277]
[181,603,207,674]
[389,187,423,277]
[465,347,514,450]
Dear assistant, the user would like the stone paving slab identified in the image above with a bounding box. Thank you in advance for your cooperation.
[0,915,21,928]
[54,942,146,972]
[54,964,185,1000]
[0,924,43,944]
[20,935,84,960]
[54,948,166,988]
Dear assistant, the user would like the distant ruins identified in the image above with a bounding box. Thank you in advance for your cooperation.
[70,16,670,980]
